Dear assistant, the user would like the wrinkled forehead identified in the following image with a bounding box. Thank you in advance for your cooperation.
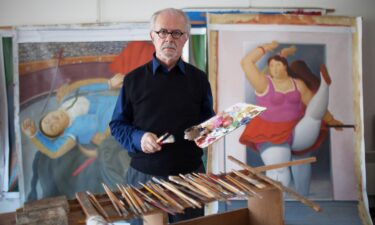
[154,12,186,31]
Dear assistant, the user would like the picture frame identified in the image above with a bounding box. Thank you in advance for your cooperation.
[206,14,366,215]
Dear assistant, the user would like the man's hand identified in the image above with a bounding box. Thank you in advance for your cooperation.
[140,132,161,153]
[184,125,201,141]
[108,73,124,90]
[22,118,37,137]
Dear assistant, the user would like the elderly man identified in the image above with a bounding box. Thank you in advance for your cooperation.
[110,7,215,224]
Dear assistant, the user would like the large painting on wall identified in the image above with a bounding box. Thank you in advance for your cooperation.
[206,14,370,223]
[15,24,153,202]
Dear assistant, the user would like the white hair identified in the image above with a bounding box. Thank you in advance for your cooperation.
[150,8,191,35]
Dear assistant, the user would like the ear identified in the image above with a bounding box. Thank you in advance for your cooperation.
[150,32,155,42]
[182,33,189,44]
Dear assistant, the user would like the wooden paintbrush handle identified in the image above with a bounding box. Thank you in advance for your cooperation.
[76,192,102,218]
[255,157,316,172]
[228,156,321,212]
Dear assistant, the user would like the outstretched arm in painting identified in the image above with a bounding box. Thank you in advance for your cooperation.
[22,118,76,159]
[56,73,124,102]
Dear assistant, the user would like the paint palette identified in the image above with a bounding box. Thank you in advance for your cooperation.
[184,103,266,148]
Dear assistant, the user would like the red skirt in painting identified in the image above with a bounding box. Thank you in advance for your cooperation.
[239,116,328,155]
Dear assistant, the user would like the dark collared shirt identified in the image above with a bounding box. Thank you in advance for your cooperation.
[152,55,186,75]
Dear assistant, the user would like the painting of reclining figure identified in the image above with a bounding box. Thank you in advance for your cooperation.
[18,28,154,201]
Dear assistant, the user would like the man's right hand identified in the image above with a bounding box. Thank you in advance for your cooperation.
[22,118,37,137]
[140,132,161,153]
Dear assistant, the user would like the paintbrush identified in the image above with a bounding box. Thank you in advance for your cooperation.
[102,183,126,217]
[206,173,245,196]
[225,175,262,199]
[146,181,185,212]
[116,184,133,213]
[185,174,220,194]
[175,186,210,202]
[179,174,217,199]
[254,157,316,173]
[230,175,263,199]
[139,182,172,207]
[126,185,150,213]
[129,185,154,212]
[169,176,209,199]
[195,173,233,196]
[131,186,177,215]
[153,177,202,208]
[156,132,175,144]
[117,184,140,216]
[231,170,266,189]
[193,173,232,197]
[152,178,194,208]
[86,191,110,220]
[223,175,249,197]
[122,185,144,215]
[104,184,129,217]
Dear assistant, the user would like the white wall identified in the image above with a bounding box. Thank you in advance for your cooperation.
[0,0,374,212]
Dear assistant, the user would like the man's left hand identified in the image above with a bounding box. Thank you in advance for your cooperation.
[141,132,162,153]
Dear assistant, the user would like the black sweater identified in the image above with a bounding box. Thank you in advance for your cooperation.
[124,61,211,176]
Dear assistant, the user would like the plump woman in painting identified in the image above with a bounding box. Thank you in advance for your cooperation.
[239,41,342,196]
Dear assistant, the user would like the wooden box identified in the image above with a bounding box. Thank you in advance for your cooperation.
[144,186,284,225]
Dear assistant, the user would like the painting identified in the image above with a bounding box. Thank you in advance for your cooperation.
[206,13,370,223]
[0,31,18,193]
[14,23,153,202]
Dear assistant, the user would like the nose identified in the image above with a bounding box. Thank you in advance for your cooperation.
[165,33,174,41]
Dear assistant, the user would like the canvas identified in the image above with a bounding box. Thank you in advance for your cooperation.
[206,13,370,223]
[14,23,153,202]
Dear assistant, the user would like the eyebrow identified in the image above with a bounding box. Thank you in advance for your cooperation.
[158,28,183,32]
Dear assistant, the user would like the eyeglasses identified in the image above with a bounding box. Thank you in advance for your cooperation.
[154,29,185,39]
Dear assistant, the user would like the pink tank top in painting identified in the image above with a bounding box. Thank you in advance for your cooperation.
[256,76,304,122]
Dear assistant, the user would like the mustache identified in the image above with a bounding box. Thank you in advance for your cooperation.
[161,43,177,50]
